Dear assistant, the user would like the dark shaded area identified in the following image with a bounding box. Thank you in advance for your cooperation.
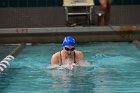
[0,0,140,8]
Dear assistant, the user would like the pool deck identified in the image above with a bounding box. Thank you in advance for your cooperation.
[0,26,140,43]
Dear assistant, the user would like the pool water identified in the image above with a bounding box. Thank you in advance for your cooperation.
[0,45,16,60]
[0,42,140,93]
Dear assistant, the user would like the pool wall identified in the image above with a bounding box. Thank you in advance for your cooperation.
[0,26,140,43]
[0,5,140,27]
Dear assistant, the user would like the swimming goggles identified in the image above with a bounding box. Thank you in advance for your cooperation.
[65,47,75,51]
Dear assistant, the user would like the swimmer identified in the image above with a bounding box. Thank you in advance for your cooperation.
[51,36,84,70]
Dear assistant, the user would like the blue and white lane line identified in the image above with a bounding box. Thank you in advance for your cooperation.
[0,55,14,72]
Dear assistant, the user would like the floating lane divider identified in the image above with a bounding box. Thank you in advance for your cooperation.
[0,43,26,72]
[0,55,14,72]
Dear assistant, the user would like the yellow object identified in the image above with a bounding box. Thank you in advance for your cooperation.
[63,0,94,6]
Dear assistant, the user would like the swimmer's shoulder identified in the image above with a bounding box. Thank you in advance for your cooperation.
[52,51,61,59]
[75,50,84,55]
[51,51,61,64]
[74,50,84,61]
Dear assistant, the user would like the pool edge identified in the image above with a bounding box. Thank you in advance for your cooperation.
[0,26,140,43]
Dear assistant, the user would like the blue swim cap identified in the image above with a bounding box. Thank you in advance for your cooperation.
[62,36,75,47]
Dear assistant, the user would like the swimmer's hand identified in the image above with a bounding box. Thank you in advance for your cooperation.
[62,63,76,70]
[48,63,76,70]
[70,63,76,70]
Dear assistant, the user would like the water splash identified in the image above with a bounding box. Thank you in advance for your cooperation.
[47,61,95,76]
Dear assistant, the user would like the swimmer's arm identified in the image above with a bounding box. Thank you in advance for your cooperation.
[49,54,61,69]
[77,51,84,62]
[51,54,59,65]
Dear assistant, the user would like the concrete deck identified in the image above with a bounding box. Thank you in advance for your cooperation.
[0,26,140,44]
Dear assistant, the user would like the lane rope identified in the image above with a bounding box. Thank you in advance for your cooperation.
[0,55,15,72]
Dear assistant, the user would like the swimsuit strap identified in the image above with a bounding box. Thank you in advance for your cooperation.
[59,51,62,66]
[74,51,77,64]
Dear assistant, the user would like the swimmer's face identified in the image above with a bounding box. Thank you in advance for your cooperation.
[64,46,75,55]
